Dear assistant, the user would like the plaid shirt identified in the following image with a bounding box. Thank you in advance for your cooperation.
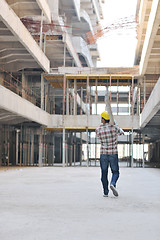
[96,123,124,155]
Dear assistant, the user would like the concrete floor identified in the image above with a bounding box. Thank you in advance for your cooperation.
[0,166,160,240]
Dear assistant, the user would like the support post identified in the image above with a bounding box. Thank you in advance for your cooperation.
[131,128,134,168]
[74,79,77,115]
[31,131,34,166]
[62,127,66,167]
[142,135,145,168]
[117,79,119,115]
[86,128,89,167]
[132,76,134,116]
[63,74,66,116]
[95,79,98,114]
[39,129,43,167]
[109,75,112,101]
[41,74,44,110]
[16,129,19,165]
[66,79,69,115]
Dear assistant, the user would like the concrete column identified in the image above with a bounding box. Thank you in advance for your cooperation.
[86,75,90,114]
[80,132,82,166]
[74,79,77,115]
[28,131,31,165]
[142,135,145,168]
[66,134,69,167]
[70,133,73,166]
[95,79,98,114]
[131,129,134,168]
[7,127,10,166]
[70,94,73,115]
[20,126,23,167]
[109,75,112,101]
[117,79,119,115]
[105,86,107,111]
[31,131,34,166]
[63,74,66,116]
[16,130,19,165]
[129,86,131,115]
[86,128,89,167]
[66,80,69,115]
[62,127,66,167]
[39,129,43,167]
[132,76,134,116]
[80,87,83,115]
[52,135,55,165]
[95,132,97,166]
[41,74,45,110]
[137,85,139,115]
[45,82,49,112]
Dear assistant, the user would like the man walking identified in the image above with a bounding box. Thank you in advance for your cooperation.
[96,111,124,197]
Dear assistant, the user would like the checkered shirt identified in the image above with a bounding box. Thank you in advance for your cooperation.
[96,123,124,155]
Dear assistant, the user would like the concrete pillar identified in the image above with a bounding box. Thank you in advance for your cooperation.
[105,86,107,111]
[74,79,77,115]
[86,128,89,167]
[16,130,19,165]
[73,132,76,166]
[62,127,66,167]
[109,75,112,101]
[95,79,98,114]
[45,82,49,112]
[131,129,134,167]
[95,132,97,166]
[7,127,10,166]
[52,134,55,165]
[132,76,134,116]
[41,74,45,110]
[31,131,34,166]
[39,129,43,167]
[20,126,23,167]
[63,74,66,116]
[80,132,82,166]
[70,94,73,115]
[66,80,69,115]
[86,75,90,114]
[142,135,145,168]
[129,86,131,115]
[80,87,83,115]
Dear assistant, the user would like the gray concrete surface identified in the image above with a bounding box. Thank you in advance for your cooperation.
[0,166,160,240]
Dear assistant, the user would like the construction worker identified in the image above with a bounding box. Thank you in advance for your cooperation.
[96,111,124,197]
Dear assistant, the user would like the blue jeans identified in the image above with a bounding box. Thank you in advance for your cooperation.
[100,154,119,195]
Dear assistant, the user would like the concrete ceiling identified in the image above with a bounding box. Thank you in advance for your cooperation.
[0,0,50,72]
[0,108,29,125]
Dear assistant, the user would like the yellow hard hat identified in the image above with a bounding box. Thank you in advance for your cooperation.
[100,111,110,120]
